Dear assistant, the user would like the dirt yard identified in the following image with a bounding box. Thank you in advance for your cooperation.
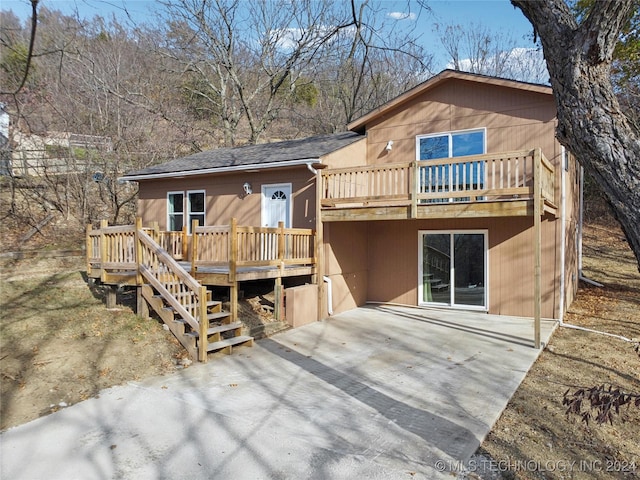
[479,224,640,479]
[1,222,639,480]
[0,252,282,431]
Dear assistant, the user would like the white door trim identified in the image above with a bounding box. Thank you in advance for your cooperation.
[261,183,292,228]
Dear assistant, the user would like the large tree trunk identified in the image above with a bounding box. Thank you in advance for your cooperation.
[512,0,640,271]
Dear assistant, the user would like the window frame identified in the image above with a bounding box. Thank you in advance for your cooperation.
[186,189,206,233]
[167,191,185,232]
[166,190,206,233]
[415,128,487,161]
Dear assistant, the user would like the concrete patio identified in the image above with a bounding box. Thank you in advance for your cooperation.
[0,305,556,479]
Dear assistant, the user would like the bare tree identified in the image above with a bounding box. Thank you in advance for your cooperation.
[436,22,548,84]
[314,1,432,130]
[158,0,354,145]
[512,0,640,271]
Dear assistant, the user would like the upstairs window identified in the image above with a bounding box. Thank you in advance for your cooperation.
[418,130,485,160]
[416,129,486,201]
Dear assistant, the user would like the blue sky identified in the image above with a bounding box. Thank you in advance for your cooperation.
[2,0,537,71]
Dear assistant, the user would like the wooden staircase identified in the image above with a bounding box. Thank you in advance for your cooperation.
[136,225,253,362]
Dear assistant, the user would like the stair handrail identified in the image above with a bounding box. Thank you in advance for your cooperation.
[136,226,208,360]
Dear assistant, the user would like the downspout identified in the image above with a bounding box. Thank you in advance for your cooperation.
[323,276,333,315]
[307,163,318,175]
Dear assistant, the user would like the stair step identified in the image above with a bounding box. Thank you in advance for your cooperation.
[206,335,254,353]
[161,304,227,315]
[207,311,230,321]
[185,321,243,338]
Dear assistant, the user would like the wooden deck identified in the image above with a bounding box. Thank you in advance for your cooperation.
[86,219,316,287]
[86,219,316,362]
[320,148,557,221]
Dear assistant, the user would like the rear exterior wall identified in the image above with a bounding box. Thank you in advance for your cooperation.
[324,217,559,319]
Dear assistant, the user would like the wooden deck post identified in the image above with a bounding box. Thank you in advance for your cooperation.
[410,161,418,219]
[315,169,325,320]
[106,285,117,309]
[135,217,144,286]
[191,220,199,275]
[533,149,542,349]
[136,286,149,319]
[229,218,238,322]
[274,277,283,321]
[99,219,108,281]
[182,225,188,260]
[198,285,208,363]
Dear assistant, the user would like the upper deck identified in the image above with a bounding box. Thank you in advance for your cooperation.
[320,148,557,221]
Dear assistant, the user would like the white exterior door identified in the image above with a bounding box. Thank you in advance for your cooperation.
[262,183,292,228]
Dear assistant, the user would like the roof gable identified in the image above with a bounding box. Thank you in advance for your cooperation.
[347,70,553,133]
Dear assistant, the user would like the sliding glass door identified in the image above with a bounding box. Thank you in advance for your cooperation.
[419,231,487,309]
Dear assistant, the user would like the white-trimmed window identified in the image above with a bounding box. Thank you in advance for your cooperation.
[187,190,205,231]
[167,191,184,231]
[418,230,488,310]
[167,190,205,233]
[416,128,486,201]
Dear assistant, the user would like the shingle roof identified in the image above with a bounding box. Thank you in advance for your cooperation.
[123,131,363,180]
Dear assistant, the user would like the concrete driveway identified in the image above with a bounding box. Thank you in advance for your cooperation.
[0,305,555,479]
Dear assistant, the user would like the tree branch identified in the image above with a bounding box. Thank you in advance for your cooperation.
[0,0,39,95]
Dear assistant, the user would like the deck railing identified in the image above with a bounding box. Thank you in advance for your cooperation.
[137,226,209,361]
[192,219,315,273]
[321,148,555,209]
[86,221,136,272]
[86,219,316,276]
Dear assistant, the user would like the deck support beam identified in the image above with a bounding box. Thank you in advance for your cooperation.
[315,168,325,320]
[533,149,542,349]
[106,285,117,309]
[274,277,283,321]
[136,286,149,319]
[229,218,238,323]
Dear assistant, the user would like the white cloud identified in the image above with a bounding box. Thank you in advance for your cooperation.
[388,11,417,21]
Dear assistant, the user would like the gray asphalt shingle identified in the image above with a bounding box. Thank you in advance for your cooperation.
[123,131,363,178]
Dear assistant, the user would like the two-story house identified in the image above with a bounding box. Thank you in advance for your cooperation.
[98,70,580,359]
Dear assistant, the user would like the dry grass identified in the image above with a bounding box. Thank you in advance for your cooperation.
[0,255,185,430]
[480,223,640,480]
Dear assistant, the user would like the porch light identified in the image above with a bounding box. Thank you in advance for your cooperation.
[243,182,253,195]
[385,140,393,151]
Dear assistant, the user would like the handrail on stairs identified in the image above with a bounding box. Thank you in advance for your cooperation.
[135,222,209,362]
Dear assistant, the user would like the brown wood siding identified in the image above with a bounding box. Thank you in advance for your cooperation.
[322,137,367,169]
[324,217,560,318]
[364,78,559,171]
[137,167,316,230]
[322,222,369,314]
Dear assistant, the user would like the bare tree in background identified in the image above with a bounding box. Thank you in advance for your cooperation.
[436,22,548,84]
[313,1,432,131]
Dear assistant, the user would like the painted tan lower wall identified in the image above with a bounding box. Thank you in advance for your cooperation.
[136,167,316,229]
[322,222,369,316]
[323,216,561,319]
